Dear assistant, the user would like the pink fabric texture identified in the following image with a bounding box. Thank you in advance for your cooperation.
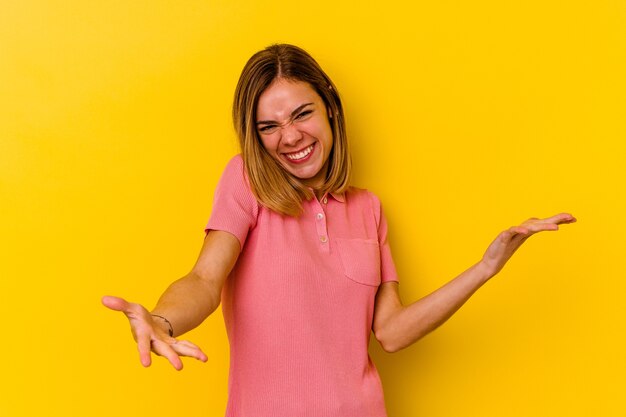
[205,155,399,417]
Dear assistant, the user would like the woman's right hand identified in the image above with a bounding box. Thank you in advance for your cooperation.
[101,295,208,370]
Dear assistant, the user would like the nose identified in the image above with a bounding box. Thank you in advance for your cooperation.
[280,122,303,146]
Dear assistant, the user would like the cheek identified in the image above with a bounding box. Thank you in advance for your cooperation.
[305,119,331,139]
[259,135,277,153]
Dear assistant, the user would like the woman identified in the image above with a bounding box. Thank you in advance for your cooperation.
[102,44,575,416]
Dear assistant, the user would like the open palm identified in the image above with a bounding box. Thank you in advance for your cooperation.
[102,296,208,370]
[481,213,576,277]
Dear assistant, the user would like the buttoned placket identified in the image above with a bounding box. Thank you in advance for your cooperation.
[314,194,330,253]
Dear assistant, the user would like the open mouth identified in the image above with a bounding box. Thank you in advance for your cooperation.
[284,143,315,162]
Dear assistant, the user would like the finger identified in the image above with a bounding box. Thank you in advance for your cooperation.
[136,332,152,367]
[497,228,522,245]
[540,212,577,225]
[174,339,202,351]
[552,212,577,224]
[171,340,209,362]
[103,298,152,325]
[151,339,184,370]
[101,295,132,312]
[497,229,514,243]
[507,226,529,238]
[524,222,559,233]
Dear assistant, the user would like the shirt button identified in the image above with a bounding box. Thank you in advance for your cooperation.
[322,197,328,204]
[320,235,328,243]
[316,213,324,220]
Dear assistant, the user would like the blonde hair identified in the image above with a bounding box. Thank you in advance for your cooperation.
[233,44,351,217]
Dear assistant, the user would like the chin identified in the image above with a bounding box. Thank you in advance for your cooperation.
[291,164,323,180]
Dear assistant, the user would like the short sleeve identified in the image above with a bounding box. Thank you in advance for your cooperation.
[205,155,259,251]
[368,192,399,284]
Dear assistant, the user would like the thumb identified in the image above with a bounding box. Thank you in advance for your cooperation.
[101,295,132,312]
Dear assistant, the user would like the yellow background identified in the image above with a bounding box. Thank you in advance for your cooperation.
[1,1,624,416]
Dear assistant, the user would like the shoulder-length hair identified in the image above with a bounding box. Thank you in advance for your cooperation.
[232,44,351,217]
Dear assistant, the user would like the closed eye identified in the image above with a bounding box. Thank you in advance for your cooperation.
[295,110,313,120]
[256,107,314,134]
[258,124,278,133]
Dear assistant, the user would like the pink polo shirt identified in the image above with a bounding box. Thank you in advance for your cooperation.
[205,155,399,417]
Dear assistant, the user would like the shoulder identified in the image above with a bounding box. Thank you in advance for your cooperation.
[214,154,258,207]
[344,187,383,224]
[222,153,246,175]
[345,186,382,206]
[209,154,259,228]
[217,154,251,188]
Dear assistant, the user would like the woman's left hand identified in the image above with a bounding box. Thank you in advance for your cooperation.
[480,212,577,278]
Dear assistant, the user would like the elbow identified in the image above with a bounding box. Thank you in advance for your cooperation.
[380,340,402,354]
[374,327,405,354]
[374,322,428,353]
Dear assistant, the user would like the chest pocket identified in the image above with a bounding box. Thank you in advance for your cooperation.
[335,238,381,287]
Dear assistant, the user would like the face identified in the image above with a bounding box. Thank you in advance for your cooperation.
[255,79,333,189]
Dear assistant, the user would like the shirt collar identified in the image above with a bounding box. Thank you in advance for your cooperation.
[328,192,345,203]
[309,188,346,203]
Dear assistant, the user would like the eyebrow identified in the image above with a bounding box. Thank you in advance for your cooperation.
[256,102,314,125]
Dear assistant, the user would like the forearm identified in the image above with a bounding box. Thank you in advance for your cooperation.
[375,213,576,353]
[381,261,493,352]
[150,272,222,337]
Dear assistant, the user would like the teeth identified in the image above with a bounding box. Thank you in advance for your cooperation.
[285,144,314,161]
